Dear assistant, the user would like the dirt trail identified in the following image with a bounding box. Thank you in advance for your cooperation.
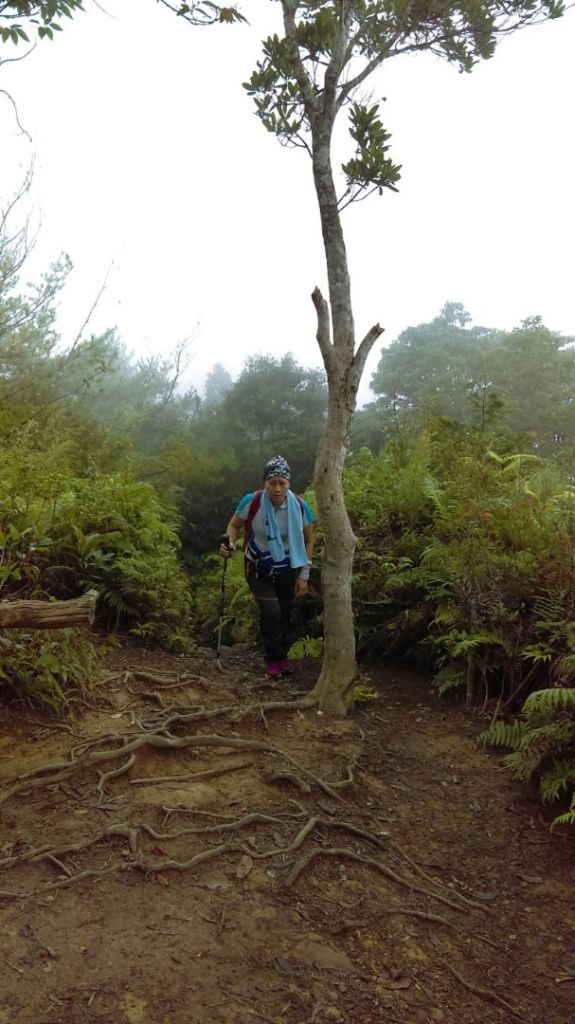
[0,641,573,1024]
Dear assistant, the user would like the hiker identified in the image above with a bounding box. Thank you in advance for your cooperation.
[219,455,315,678]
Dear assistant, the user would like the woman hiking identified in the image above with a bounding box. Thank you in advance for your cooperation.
[219,456,315,678]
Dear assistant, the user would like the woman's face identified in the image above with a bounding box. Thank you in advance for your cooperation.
[265,475,290,506]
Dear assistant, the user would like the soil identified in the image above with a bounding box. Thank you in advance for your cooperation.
[0,640,573,1024]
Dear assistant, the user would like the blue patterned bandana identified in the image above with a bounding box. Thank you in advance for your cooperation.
[263,455,291,482]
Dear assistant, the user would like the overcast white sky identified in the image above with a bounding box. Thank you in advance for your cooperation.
[1,1,574,405]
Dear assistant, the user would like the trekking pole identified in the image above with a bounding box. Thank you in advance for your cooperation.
[216,535,232,663]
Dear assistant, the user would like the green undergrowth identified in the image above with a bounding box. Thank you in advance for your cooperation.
[346,419,575,825]
[0,628,100,710]
[480,686,575,828]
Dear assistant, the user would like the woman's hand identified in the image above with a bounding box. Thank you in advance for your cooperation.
[295,576,309,598]
[219,540,235,559]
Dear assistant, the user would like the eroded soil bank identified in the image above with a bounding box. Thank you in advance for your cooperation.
[0,641,573,1024]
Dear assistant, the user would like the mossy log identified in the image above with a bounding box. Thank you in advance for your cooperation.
[0,590,98,630]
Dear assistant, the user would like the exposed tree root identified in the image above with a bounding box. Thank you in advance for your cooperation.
[96,753,136,802]
[284,846,488,915]
[387,839,495,916]
[378,906,453,927]
[0,811,488,926]
[129,760,254,786]
[132,670,208,690]
[446,963,524,1020]
[0,724,349,807]
[264,771,311,794]
[0,734,273,807]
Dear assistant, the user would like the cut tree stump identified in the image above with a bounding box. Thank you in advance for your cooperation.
[0,590,98,630]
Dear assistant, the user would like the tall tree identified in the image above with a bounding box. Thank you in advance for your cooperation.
[204,362,233,406]
[239,0,564,714]
[214,353,327,476]
[491,320,575,451]
[4,0,565,713]
[367,305,575,452]
[369,302,499,426]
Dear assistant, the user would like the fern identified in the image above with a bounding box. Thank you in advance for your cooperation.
[353,684,378,703]
[523,687,575,714]
[288,636,324,660]
[478,719,525,749]
[434,661,466,694]
[540,760,575,802]
[551,794,575,828]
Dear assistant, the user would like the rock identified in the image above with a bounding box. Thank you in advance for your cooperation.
[322,1008,344,1021]
[291,935,358,974]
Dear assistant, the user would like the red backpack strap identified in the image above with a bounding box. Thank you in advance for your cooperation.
[243,490,263,551]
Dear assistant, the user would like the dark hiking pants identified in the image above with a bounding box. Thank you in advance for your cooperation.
[246,564,297,663]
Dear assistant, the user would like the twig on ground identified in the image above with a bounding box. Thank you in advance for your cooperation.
[4,959,25,974]
[220,987,281,1024]
[446,964,524,1020]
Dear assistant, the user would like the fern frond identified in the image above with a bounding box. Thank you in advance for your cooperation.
[551,794,575,829]
[288,636,324,661]
[478,719,525,749]
[523,687,575,715]
[519,644,554,664]
[434,662,466,694]
[539,759,575,802]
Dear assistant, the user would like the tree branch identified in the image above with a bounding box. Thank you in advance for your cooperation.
[350,322,385,387]
[311,286,334,372]
[69,260,115,352]
[281,0,319,125]
[0,88,32,142]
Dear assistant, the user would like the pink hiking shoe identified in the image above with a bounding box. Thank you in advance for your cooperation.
[265,661,281,678]
[277,660,292,676]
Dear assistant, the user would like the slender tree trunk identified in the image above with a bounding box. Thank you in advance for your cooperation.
[310,382,358,713]
[281,1,383,714]
[306,126,383,714]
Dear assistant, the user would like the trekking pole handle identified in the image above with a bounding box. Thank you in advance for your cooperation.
[220,534,235,556]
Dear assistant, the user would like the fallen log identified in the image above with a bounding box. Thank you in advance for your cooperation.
[0,590,98,630]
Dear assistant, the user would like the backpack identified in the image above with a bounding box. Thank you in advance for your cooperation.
[243,489,305,552]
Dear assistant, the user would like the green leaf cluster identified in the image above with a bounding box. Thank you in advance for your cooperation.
[0,1,84,45]
[341,103,401,198]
